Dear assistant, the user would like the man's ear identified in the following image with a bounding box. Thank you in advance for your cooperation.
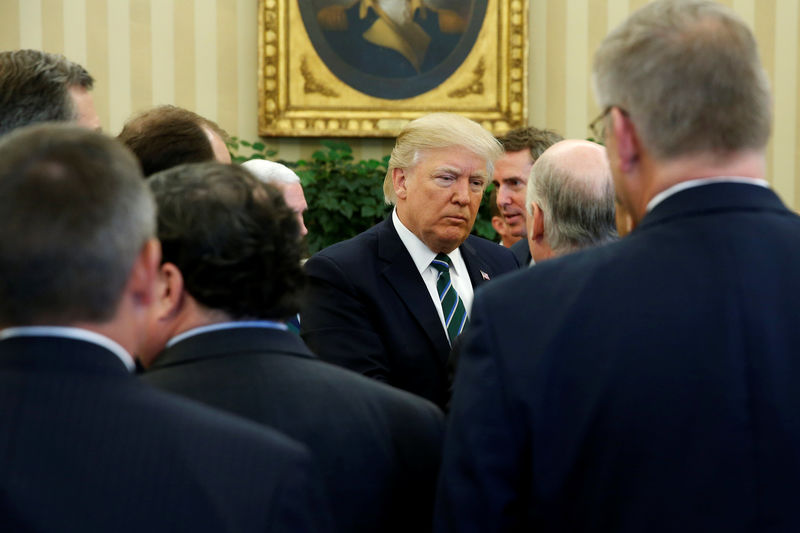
[531,202,544,240]
[491,215,507,236]
[610,107,640,174]
[393,167,409,201]
[154,262,186,322]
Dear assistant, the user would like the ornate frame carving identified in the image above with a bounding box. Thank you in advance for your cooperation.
[258,0,527,137]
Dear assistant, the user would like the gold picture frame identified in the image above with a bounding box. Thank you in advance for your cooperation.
[258,0,527,137]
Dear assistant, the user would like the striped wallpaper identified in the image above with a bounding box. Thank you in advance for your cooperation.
[2,0,799,208]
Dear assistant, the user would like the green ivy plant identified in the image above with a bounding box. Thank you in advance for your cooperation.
[294,140,393,254]
[228,137,499,255]
[226,136,277,164]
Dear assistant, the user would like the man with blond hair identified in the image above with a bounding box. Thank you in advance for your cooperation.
[301,113,518,409]
[438,1,800,531]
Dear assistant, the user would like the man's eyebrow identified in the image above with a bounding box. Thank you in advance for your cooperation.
[432,165,461,175]
[471,170,489,180]
[432,166,488,180]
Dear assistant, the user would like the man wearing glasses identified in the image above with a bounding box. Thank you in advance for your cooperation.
[437,1,800,531]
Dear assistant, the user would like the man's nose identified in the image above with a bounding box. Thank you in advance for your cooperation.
[452,179,470,205]
[298,214,308,237]
[497,185,511,207]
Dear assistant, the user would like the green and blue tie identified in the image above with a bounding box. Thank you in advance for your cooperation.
[431,253,469,343]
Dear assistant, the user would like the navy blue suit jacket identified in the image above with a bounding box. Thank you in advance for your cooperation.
[301,217,519,408]
[509,238,531,266]
[0,336,332,532]
[437,183,800,532]
[143,327,445,533]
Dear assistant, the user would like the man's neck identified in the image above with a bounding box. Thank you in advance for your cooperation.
[170,304,234,340]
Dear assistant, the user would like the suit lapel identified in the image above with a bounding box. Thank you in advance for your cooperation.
[460,237,493,289]
[377,219,451,362]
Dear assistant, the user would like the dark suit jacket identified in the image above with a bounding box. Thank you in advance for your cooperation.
[301,217,519,408]
[142,327,445,533]
[437,183,800,532]
[509,238,531,266]
[0,335,332,533]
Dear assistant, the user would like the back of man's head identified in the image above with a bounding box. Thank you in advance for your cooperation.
[241,159,301,186]
[592,0,771,160]
[149,162,305,320]
[527,140,617,258]
[0,124,154,326]
[0,50,95,137]
[383,113,503,204]
[118,105,230,177]
[499,126,563,161]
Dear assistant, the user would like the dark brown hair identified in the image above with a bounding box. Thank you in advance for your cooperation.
[118,105,229,177]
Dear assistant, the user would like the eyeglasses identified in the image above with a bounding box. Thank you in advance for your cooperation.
[588,106,628,142]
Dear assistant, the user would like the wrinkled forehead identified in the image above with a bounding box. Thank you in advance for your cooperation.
[410,146,490,176]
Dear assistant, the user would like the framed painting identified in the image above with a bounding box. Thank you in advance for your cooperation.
[258,0,528,137]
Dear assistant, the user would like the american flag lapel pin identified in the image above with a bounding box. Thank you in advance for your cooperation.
[480,270,490,281]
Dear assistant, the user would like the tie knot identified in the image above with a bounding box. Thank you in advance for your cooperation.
[431,253,452,273]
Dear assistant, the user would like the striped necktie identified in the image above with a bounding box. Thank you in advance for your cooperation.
[431,253,469,343]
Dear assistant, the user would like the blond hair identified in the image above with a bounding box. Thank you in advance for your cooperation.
[383,113,502,204]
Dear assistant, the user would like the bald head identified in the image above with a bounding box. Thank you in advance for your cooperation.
[526,140,617,261]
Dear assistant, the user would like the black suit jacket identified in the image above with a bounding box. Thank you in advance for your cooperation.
[509,238,531,266]
[143,327,445,533]
[0,335,332,532]
[437,183,800,532]
[301,217,519,408]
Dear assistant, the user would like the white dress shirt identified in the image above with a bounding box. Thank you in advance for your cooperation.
[646,176,770,213]
[0,325,136,371]
[392,209,474,344]
[166,320,287,348]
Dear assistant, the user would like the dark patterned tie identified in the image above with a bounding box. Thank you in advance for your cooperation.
[431,253,469,342]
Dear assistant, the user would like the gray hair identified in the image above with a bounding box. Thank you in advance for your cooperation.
[383,113,503,204]
[0,124,155,325]
[242,159,301,186]
[0,49,94,137]
[592,0,771,159]
[527,140,617,256]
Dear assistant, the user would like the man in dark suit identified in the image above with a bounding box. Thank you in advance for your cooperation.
[301,113,519,409]
[436,1,800,532]
[0,124,331,532]
[493,126,563,266]
[140,162,445,533]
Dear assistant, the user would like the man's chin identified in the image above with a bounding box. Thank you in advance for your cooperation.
[425,231,469,254]
[508,225,526,238]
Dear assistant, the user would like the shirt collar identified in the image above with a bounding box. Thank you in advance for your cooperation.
[166,320,288,348]
[0,326,136,372]
[646,176,770,213]
[392,208,465,275]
